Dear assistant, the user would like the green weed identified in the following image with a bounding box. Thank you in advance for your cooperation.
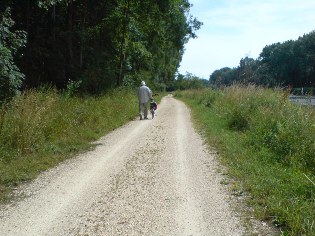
[0,87,140,202]
[176,85,315,236]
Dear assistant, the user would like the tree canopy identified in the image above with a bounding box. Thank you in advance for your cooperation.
[0,7,26,100]
[210,31,315,89]
[0,0,201,99]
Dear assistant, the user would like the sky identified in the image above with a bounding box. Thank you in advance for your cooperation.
[178,0,315,79]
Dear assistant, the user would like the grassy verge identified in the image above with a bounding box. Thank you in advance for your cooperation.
[0,88,163,202]
[175,85,315,236]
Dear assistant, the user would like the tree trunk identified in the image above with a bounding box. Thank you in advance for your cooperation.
[117,0,130,87]
[24,0,31,88]
[80,0,87,70]
[51,5,56,42]
[66,0,74,81]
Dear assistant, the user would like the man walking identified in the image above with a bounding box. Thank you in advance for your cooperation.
[137,81,152,120]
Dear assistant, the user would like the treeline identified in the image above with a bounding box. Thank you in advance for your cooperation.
[0,0,201,100]
[210,30,315,89]
[167,72,209,91]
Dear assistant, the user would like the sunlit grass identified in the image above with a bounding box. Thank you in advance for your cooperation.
[0,87,139,202]
[176,85,315,236]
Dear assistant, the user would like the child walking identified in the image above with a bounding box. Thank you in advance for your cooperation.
[150,98,157,119]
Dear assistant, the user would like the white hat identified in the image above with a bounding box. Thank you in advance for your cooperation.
[141,81,146,86]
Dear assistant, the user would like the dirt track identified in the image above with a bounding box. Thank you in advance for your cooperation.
[0,95,247,235]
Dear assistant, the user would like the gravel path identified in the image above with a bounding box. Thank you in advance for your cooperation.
[0,95,246,235]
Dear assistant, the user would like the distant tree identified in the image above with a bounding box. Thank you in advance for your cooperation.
[210,30,315,88]
[209,67,237,86]
[174,72,205,90]
[297,31,315,87]
[258,32,315,87]
[236,56,259,83]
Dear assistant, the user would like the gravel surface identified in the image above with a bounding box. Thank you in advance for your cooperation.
[0,95,251,235]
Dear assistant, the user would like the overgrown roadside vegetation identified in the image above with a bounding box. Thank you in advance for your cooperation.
[175,85,315,236]
[0,88,163,202]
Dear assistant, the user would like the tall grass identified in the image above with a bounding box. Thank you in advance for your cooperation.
[0,88,138,201]
[176,85,315,236]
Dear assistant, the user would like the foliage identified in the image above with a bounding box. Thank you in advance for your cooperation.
[66,78,82,97]
[209,67,236,87]
[0,87,141,201]
[171,72,208,91]
[1,0,201,99]
[176,86,315,235]
[0,7,26,101]
[210,31,315,89]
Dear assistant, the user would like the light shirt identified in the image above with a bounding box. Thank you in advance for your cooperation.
[137,85,152,103]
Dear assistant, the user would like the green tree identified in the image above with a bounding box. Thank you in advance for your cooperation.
[209,67,237,86]
[174,72,205,90]
[4,0,200,94]
[236,56,259,84]
[210,30,315,88]
[0,7,26,101]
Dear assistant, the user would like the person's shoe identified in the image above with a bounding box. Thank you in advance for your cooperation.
[139,114,142,120]
[144,117,148,120]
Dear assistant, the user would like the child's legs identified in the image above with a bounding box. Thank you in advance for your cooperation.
[143,102,148,118]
